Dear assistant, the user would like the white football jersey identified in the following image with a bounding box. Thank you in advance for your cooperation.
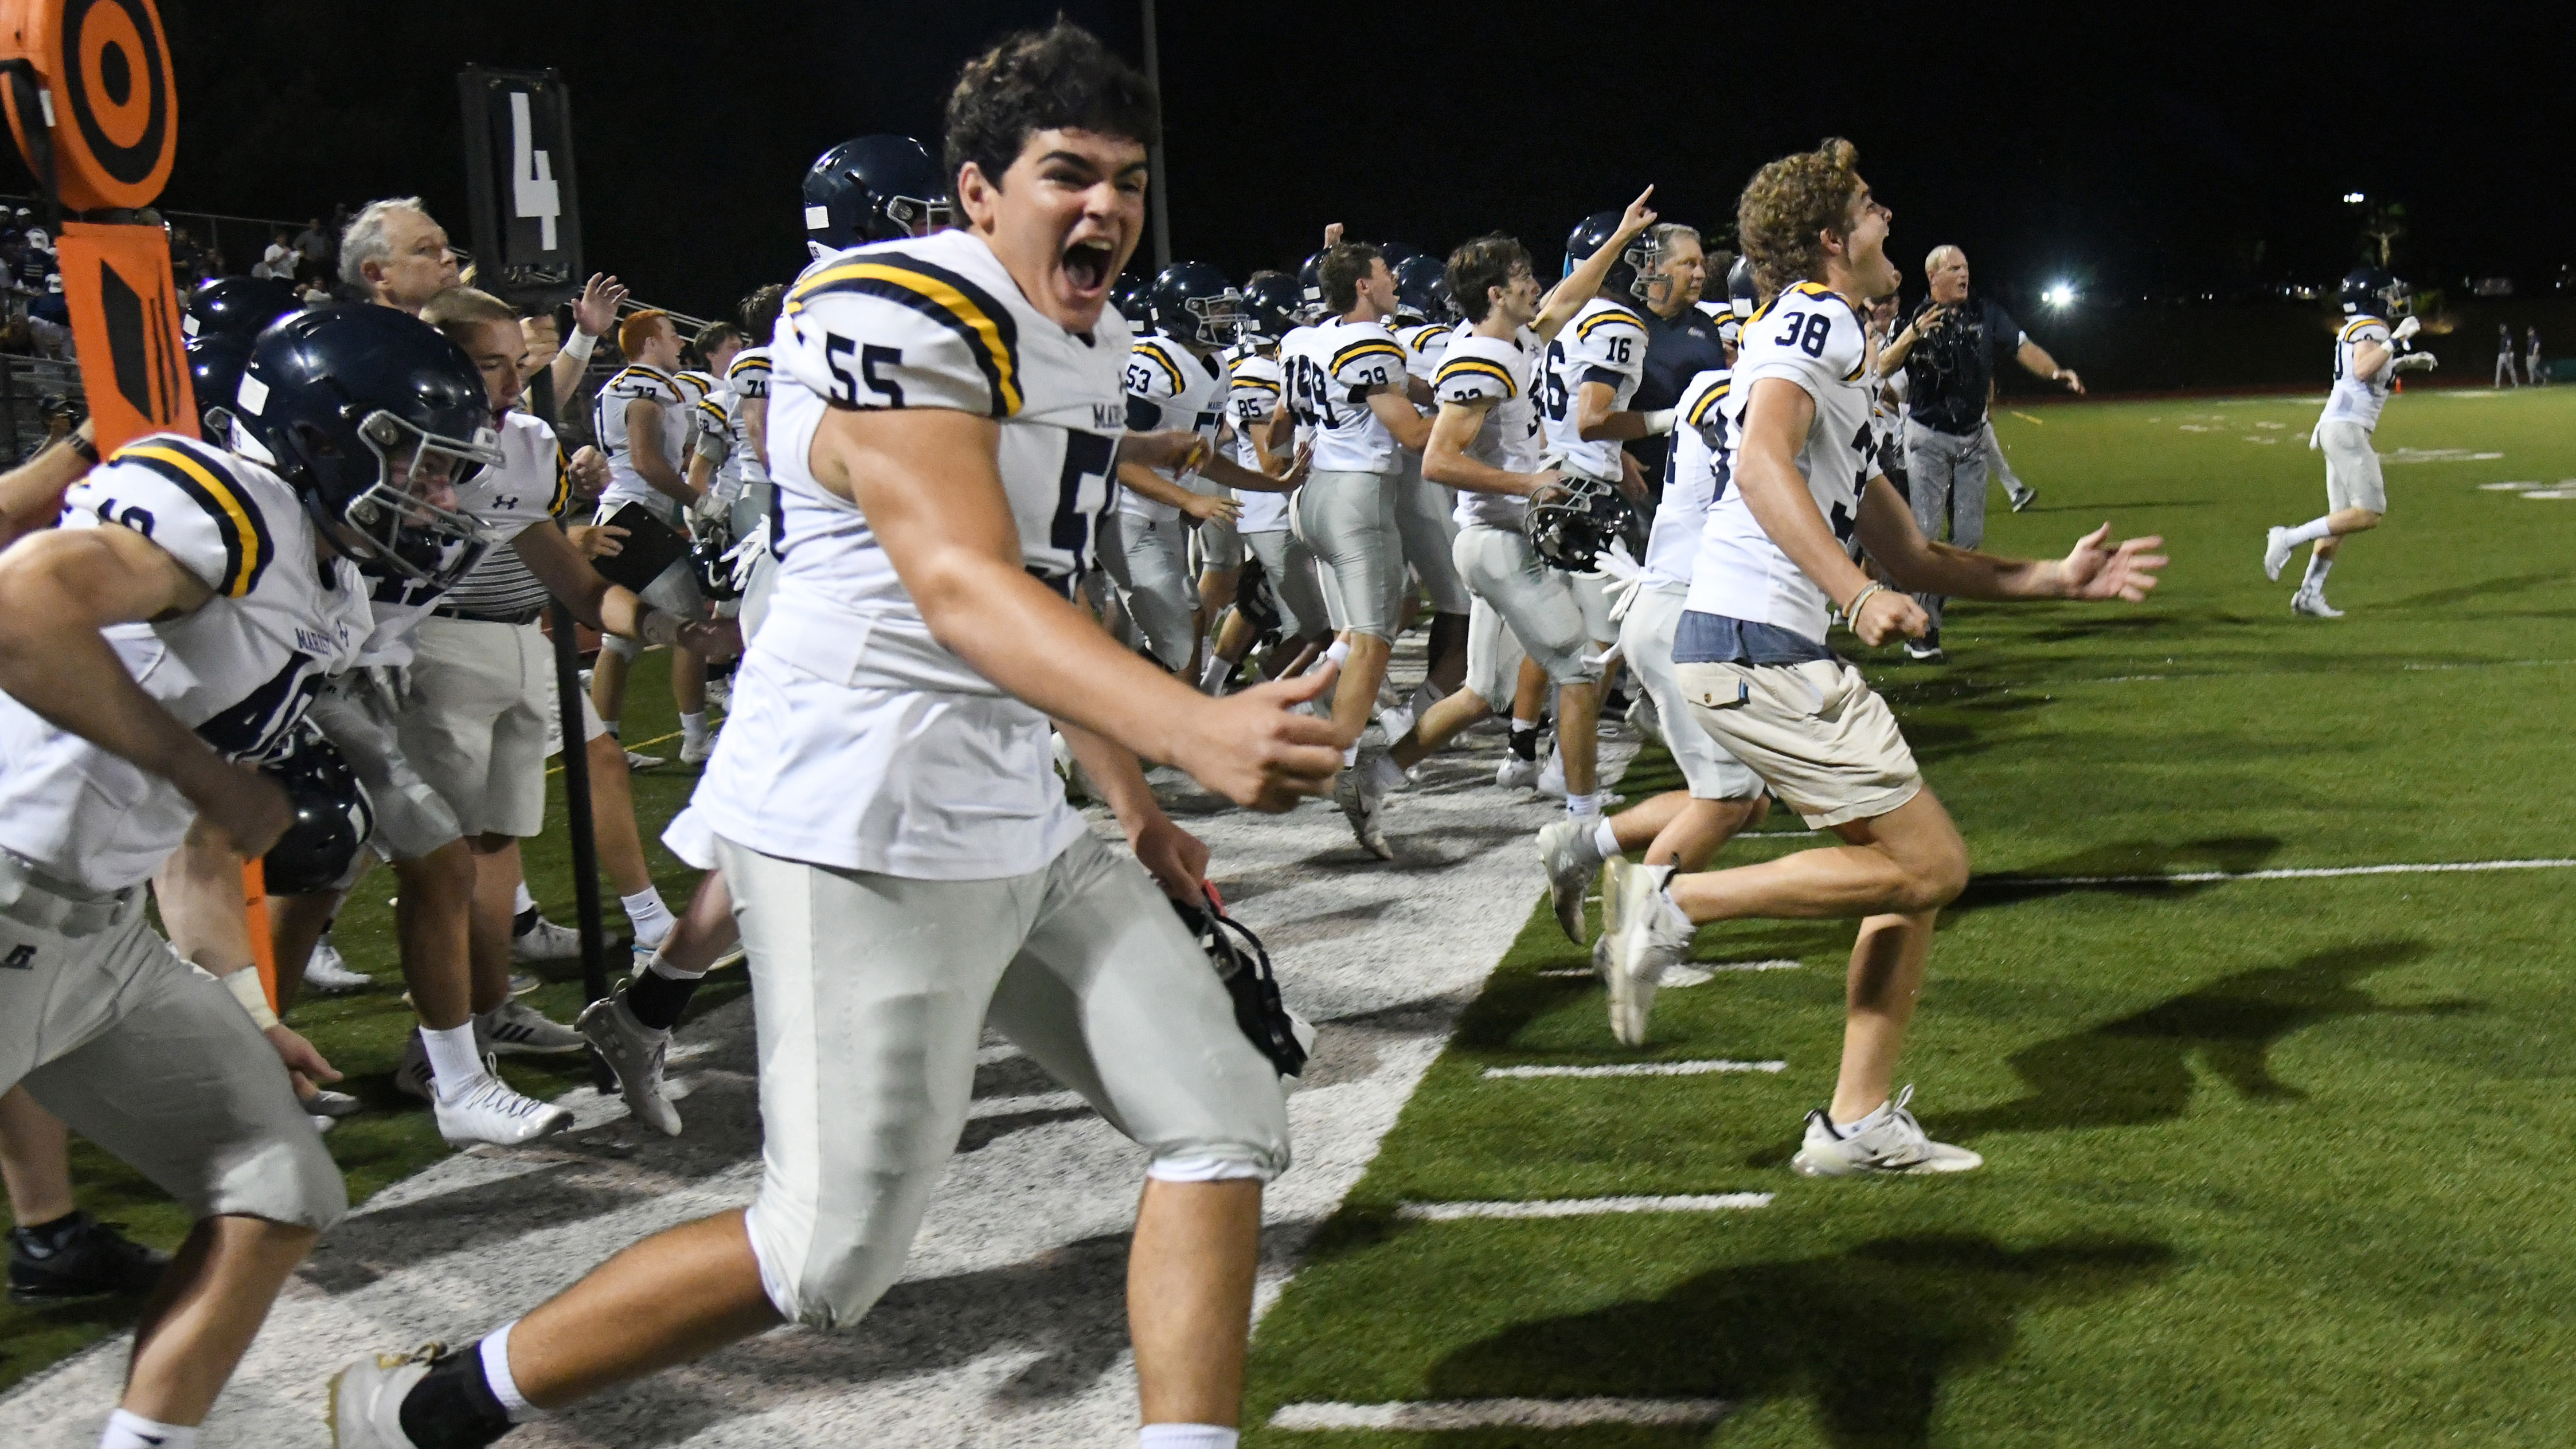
[0,434,369,891]
[1643,367,1731,588]
[2320,315,2395,430]
[1396,320,1452,416]
[1223,343,1291,532]
[725,346,772,485]
[1541,298,1648,481]
[1432,327,1543,528]
[1686,281,1876,642]
[1281,318,1408,474]
[694,227,1127,879]
[1117,332,1230,523]
[592,363,690,514]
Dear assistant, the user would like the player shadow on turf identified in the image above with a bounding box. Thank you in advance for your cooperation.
[1945,834,2285,915]
[2382,570,2564,610]
[1417,1233,2176,1449]
[1937,940,2474,1142]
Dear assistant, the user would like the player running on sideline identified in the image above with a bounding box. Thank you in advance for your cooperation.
[1594,138,2165,1176]
[2262,267,2436,618]
[329,24,1340,1449]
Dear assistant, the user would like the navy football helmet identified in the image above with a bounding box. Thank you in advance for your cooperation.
[1526,474,1637,573]
[1394,254,1459,324]
[185,333,255,447]
[803,135,952,260]
[1295,252,1328,322]
[1240,272,1301,343]
[1563,210,1660,305]
[185,276,302,344]
[1110,272,1155,329]
[1150,262,1248,347]
[259,727,376,894]
[236,306,500,591]
[2339,267,2410,319]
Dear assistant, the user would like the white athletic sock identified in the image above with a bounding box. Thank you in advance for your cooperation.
[1340,743,1359,768]
[1590,817,1622,861]
[101,1409,195,1449]
[2300,553,2333,592]
[601,717,621,739]
[2283,516,2335,546]
[421,1023,487,1101]
[513,879,537,915]
[1657,884,1692,938]
[621,887,676,949]
[1566,790,1603,821]
[1323,639,1351,669]
[1139,1426,1237,1449]
[1832,1098,1892,1137]
[681,710,710,747]
[479,1321,545,1422]
[646,951,709,982]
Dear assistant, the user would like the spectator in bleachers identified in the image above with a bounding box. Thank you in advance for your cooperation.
[256,228,294,280]
[26,276,68,358]
[294,216,329,269]
[13,234,51,294]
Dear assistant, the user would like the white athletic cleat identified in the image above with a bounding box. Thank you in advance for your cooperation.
[1535,820,1598,945]
[2290,589,2343,619]
[508,971,542,998]
[679,728,719,766]
[305,1088,363,1119]
[578,987,681,1137]
[705,676,732,711]
[327,1342,443,1448]
[1535,746,1566,799]
[2262,526,2294,581]
[624,749,667,770]
[1375,699,1416,745]
[1790,1085,1983,1177]
[393,1031,436,1103]
[302,934,374,994]
[2007,484,2036,512]
[1495,754,1542,790]
[433,1066,574,1148]
[1335,751,1397,860]
[1600,858,1691,1047]
[479,998,585,1055]
[511,911,583,962]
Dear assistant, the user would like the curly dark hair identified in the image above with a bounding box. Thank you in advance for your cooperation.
[943,21,1158,190]
[1445,233,1531,324]
[738,283,786,343]
[1736,136,1864,300]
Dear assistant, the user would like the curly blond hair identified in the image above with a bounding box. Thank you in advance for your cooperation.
[1735,137,1864,300]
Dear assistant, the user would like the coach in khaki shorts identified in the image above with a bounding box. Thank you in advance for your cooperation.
[1591,137,2168,1181]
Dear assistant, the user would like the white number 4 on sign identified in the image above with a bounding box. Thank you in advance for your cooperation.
[511,92,561,250]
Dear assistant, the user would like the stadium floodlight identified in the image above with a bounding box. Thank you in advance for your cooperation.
[2042,283,2076,308]
[2343,191,2367,204]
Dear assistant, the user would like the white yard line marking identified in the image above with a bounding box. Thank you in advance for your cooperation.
[968,1090,1089,1119]
[1272,1397,1734,1431]
[1995,857,2576,887]
[1535,958,1800,979]
[1398,1193,1772,1220]
[1484,1060,1785,1079]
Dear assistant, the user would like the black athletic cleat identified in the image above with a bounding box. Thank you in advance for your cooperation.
[8,1212,171,1305]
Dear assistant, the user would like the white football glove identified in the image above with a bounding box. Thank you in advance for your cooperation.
[1637,409,1676,436]
[2394,351,2438,373]
[2391,315,2421,342]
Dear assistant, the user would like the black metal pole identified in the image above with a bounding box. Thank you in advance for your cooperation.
[1140,0,1171,275]
[531,366,612,1087]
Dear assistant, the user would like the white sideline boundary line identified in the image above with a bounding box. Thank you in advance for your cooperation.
[2000,857,2576,887]
[1484,1060,1785,1079]
[1535,958,1800,978]
[1273,1397,1734,1431]
[1397,1193,1772,1220]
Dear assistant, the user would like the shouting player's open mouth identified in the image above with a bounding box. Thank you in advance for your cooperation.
[1060,235,1117,301]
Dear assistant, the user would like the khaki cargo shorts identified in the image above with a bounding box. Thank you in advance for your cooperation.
[1674,657,1922,828]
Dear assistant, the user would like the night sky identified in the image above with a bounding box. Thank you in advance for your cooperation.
[12,2,2567,322]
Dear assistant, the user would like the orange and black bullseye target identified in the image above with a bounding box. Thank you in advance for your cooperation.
[1,0,177,210]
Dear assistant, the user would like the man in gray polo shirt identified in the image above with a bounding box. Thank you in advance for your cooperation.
[1877,245,2083,660]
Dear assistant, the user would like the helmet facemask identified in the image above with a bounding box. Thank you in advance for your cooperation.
[1180,289,1249,347]
[329,409,501,590]
[877,192,956,239]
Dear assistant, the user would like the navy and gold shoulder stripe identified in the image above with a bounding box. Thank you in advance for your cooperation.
[1330,337,1408,374]
[695,398,729,430]
[608,365,677,399]
[548,446,573,519]
[2339,316,2385,341]
[1576,306,1644,342]
[1434,355,1517,398]
[114,437,275,599]
[1233,373,1281,394]
[726,353,771,379]
[787,253,1023,417]
[1686,378,1731,426]
[1131,338,1188,395]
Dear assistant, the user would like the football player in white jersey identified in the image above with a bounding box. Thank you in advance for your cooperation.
[1382,255,1472,714]
[1594,139,2166,1177]
[1280,241,1438,854]
[587,309,720,764]
[1362,199,1656,878]
[2261,267,2435,617]
[331,25,1340,1449]
[0,306,521,1449]
[1199,271,1332,690]
[1537,361,1775,945]
[1102,261,1285,673]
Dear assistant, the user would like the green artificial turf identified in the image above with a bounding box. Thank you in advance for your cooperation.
[1242,385,2576,1447]
[0,648,741,1394]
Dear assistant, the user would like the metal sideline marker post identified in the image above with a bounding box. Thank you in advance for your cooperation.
[457,64,612,1047]
[0,0,292,1005]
